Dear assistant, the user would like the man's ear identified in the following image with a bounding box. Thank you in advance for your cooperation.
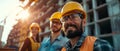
[82,19,86,27]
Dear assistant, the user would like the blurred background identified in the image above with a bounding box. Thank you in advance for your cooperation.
[0,0,120,51]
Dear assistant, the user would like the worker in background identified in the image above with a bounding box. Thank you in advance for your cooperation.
[60,1,114,51]
[19,22,41,51]
[38,12,69,51]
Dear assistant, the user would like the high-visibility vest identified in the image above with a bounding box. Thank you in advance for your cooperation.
[29,37,40,51]
[61,36,97,51]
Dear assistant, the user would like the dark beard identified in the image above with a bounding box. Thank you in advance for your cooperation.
[53,28,61,33]
[66,27,83,39]
[66,23,83,39]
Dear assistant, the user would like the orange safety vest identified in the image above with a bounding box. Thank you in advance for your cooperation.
[29,37,40,51]
[61,36,97,51]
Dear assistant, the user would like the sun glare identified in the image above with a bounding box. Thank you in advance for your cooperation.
[1,0,30,43]
[17,9,29,20]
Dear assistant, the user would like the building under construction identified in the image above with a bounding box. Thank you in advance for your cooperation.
[6,0,120,51]
[0,25,3,41]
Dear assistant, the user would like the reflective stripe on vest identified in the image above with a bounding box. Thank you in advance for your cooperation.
[61,36,97,51]
[29,37,40,51]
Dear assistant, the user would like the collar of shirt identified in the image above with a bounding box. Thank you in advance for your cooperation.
[49,33,64,41]
[41,33,64,47]
[56,34,63,41]
[39,33,69,51]
[66,33,87,49]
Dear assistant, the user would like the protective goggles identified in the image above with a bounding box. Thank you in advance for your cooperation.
[61,13,83,22]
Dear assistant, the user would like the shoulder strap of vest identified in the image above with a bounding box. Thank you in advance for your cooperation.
[80,36,97,51]
[29,37,34,43]
[61,47,66,51]
[61,36,97,51]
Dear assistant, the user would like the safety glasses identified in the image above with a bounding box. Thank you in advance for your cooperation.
[51,20,61,25]
[61,13,83,22]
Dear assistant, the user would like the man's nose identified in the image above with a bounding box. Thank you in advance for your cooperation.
[52,23,57,26]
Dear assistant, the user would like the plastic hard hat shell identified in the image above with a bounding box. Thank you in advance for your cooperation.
[49,12,62,21]
[29,23,41,32]
[61,1,87,19]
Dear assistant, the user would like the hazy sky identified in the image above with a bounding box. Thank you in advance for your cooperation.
[0,0,19,43]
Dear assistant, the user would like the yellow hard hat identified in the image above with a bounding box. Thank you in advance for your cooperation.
[61,1,87,19]
[49,12,62,21]
[29,23,41,32]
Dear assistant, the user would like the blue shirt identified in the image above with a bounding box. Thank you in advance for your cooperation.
[38,34,69,51]
[64,34,114,51]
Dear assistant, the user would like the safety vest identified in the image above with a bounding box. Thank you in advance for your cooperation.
[61,36,97,51]
[29,37,40,51]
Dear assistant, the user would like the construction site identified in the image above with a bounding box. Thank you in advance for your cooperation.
[0,0,120,51]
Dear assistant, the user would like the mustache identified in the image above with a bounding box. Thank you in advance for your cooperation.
[65,24,77,29]
[52,25,57,28]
